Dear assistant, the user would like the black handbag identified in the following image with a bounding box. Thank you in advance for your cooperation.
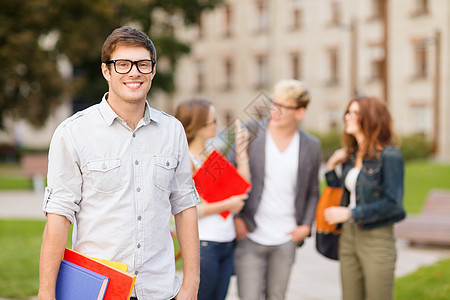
[315,187,343,260]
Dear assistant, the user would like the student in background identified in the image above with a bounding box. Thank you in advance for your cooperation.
[174,98,249,300]
[324,96,405,300]
[228,79,322,300]
[39,26,200,300]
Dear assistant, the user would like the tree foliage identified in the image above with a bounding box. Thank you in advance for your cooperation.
[0,0,222,128]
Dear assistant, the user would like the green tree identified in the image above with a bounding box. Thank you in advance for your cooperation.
[0,0,222,129]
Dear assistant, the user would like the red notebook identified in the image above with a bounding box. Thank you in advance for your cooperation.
[192,149,252,219]
[63,249,136,300]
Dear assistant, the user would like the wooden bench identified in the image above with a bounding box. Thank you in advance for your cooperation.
[21,153,48,194]
[395,189,450,246]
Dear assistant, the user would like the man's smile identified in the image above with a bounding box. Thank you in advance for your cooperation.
[124,82,143,89]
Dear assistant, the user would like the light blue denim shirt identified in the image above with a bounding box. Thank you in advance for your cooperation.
[325,146,406,229]
[43,94,199,299]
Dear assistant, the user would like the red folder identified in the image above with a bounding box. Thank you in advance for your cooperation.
[192,149,252,219]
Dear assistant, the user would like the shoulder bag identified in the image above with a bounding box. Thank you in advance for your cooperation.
[315,186,343,260]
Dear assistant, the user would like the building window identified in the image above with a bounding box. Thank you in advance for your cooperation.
[369,0,382,20]
[368,44,384,81]
[224,58,233,90]
[328,109,340,129]
[327,48,340,85]
[197,14,204,39]
[411,104,431,134]
[292,8,303,30]
[224,4,232,37]
[370,60,383,81]
[195,60,205,93]
[413,40,427,79]
[412,0,429,16]
[330,0,342,26]
[255,55,268,89]
[290,52,301,80]
[255,0,268,34]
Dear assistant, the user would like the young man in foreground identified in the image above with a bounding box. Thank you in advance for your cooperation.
[38,26,200,300]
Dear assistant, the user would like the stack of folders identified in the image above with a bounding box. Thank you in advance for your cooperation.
[55,248,137,300]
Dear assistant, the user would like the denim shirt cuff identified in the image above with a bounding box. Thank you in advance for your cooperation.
[352,206,364,223]
[325,170,340,187]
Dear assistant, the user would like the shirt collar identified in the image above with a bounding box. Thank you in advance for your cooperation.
[99,92,160,126]
[144,101,162,125]
[99,93,118,126]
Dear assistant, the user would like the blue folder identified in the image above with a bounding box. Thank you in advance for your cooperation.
[56,259,109,300]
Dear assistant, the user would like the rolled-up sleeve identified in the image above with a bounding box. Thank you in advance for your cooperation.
[43,125,81,224]
[169,122,200,215]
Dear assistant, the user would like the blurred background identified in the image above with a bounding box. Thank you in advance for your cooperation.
[1,0,450,299]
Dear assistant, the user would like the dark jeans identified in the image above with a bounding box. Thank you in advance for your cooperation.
[198,240,235,300]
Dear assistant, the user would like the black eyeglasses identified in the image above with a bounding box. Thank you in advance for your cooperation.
[106,59,156,74]
[270,99,302,110]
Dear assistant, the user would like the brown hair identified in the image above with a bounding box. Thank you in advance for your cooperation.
[342,96,397,159]
[101,26,157,63]
[174,98,212,144]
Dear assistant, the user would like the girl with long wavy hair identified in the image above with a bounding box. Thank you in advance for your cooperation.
[324,96,406,300]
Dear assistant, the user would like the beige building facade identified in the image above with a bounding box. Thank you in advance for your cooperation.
[162,0,450,161]
[1,0,449,161]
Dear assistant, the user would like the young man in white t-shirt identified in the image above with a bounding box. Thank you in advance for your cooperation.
[229,79,322,300]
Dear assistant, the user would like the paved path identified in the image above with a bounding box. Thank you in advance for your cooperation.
[1,191,450,299]
[225,238,450,300]
[0,191,46,220]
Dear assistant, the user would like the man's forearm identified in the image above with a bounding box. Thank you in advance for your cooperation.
[174,206,200,297]
[38,214,71,300]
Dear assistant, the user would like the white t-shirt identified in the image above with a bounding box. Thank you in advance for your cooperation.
[345,167,361,209]
[248,131,300,246]
[198,214,236,242]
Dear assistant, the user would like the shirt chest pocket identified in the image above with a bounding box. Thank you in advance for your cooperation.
[361,164,381,184]
[153,156,178,191]
[87,159,124,193]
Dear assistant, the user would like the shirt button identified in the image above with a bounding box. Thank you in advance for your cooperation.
[137,187,141,192]
[135,160,139,165]
[135,271,139,275]
[132,132,136,138]
[137,243,141,249]
[138,215,142,221]
[166,161,170,167]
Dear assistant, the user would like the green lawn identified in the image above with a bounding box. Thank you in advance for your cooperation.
[0,220,45,298]
[395,258,450,299]
[0,177,32,190]
[0,163,32,190]
[404,160,450,213]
